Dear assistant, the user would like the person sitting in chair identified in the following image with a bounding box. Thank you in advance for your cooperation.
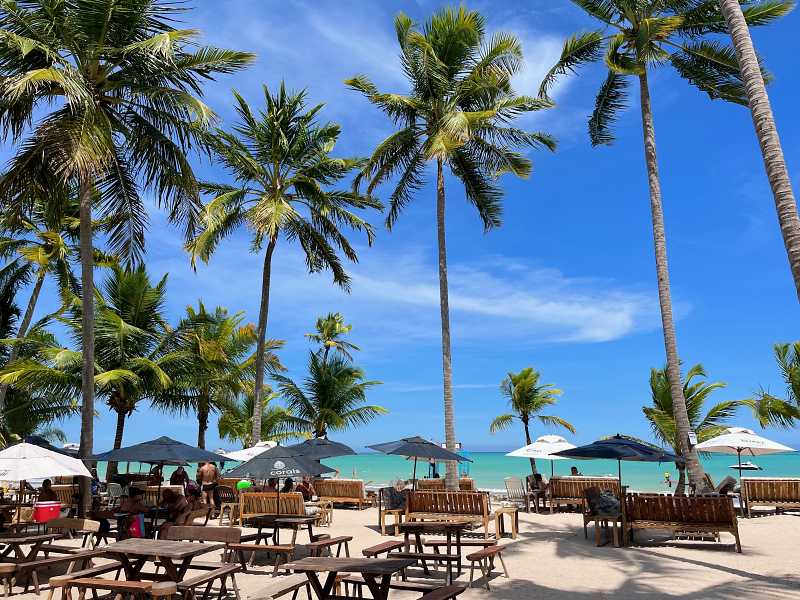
[37,479,58,502]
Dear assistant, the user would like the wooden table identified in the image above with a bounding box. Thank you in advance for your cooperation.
[398,521,471,577]
[0,532,58,561]
[250,515,317,545]
[282,557,413,600]
[102,538,225,581]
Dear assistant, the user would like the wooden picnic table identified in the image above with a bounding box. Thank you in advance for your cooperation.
[282,556,414,600]
[0,532,59,562]
[102,538,225,582]
[398,521,471,576]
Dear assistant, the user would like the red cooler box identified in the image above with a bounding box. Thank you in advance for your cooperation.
[33,501,61,523]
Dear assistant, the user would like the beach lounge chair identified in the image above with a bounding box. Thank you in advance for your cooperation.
[623,492,741,552]
[740,477,800,517]
[503,477,530,512]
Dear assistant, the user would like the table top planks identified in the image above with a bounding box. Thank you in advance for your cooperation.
[398,521,471,532]
[103,538,225,559]
[282,556,414,575]
[0,533,58,544]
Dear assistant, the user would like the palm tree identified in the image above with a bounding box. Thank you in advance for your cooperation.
[156,302,283,449]
[0,0,253,507]
[217,390,306,448]
[0,186,112,421]
[717,0,800,301]
[187,83,380,445]
[274,352,385,439]
[539,0,788,491]
[305,313,360,362]
[0,266,183,478]
[489,367,575,476]
[346,7,555,489]
[753,342,800,428]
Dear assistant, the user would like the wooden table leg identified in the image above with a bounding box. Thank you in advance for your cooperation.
[455,529,462,576]
[414,532,430,575]
[362,574,391,600]
[305,571,337,600]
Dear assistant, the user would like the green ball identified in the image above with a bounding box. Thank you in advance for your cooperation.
[236,480,253,491]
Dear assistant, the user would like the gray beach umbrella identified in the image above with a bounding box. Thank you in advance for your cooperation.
[367,436,471,489]
[287,438,356,460]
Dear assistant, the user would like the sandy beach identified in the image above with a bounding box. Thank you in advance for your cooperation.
[10,507,800,600]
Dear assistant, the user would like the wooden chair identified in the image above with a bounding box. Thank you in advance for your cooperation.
[547,477,621,513]
[406,491,491,538]
[44,518,102,550]
[312,479,369,509]
[377,487,404,536]
[740,477,800,517]
[217,485,239,525]
[624,492,742,552]
[582,487,621,547]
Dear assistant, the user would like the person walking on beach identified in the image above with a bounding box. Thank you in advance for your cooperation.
[198,461,219,506]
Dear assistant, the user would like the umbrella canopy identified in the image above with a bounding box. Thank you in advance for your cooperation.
[92,436,229,465]
[552,434,681,484]
[696,427,794,477]
[221,441,277,462]
[0,442,91,481]
[224,445,333,479]
[507,435,576,477]
[287,438,356,460]
[367,436,471,462]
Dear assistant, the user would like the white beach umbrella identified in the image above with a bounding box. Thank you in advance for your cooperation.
[695,427,795,478]
[0,442,91,481]
[506,435,576,476]
[221,440,277,462]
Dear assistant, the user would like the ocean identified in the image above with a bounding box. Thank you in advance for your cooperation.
[97,451,800,492]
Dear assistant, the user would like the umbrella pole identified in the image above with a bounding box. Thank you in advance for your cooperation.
[412,457,418,491]
[618,460,622,485]
[551,462,554,478]
[737,448,743,480]
[152,462,163,539]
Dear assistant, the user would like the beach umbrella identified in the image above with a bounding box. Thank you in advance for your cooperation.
[367,436,472,489]
[287,438,356,460]
[696,427,795,478]
[506,435,576,477]
[93,436,229,535]
[0,442,91,481]
[221,440,277,462]
[224,445,333,517]
[552,434,681,485]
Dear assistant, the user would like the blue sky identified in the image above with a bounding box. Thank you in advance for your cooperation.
[21,0,800,453]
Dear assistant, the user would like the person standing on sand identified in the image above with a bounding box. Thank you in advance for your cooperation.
[198,461,219,506]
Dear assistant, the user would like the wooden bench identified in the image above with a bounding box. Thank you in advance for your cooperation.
[361,540,404,557]
[406,491,490,538]
[313,479,370,509]
[46,561,123,600]
[14,548,102,594]
[178,563,240,600]
[249,573,311,600]
[340,574,439,596]
[466,545,508,590]
[64,577,177,599]
[547,477,621,513]
[740,477,800,517]
[45,518,102,550]
[624,493,742,552]
[416,479,475,492]
[418,584,466,600]
[423,539,495,553]
[306,536,352,558]
[226,543,295,574]
[239,493,307,524]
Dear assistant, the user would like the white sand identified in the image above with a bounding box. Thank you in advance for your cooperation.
[10,508,800,599]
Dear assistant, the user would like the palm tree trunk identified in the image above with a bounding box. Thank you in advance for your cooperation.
[675,461,687,496]
[436,158,458,491]
[77,176,95,517]
[718,0,800,302]
[0,269,46,428]
[522,418,538,476]
[638,71,707,492]
[198,402,209,449]
[252,237,277,444]
[106,408,127,482]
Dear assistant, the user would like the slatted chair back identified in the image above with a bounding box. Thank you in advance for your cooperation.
[504,477,526,503]
[161,525,241,544]
[219,478,244,490]
[549,477,621,501]
[216,486,237,504]
[53,476,75,485]
[239,492,305,522]
[143,485,183,506]
[407,491,488,518]
[51,484,77,506]
[106,483,124,508]
[416,478,475,491]
[313,479,366,506]
[741,477,800,503]
[624,493,737,525]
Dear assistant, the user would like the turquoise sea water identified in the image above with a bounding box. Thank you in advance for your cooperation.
[98,451,800,492]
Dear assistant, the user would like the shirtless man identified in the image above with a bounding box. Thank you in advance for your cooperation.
[198,461,219,506]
